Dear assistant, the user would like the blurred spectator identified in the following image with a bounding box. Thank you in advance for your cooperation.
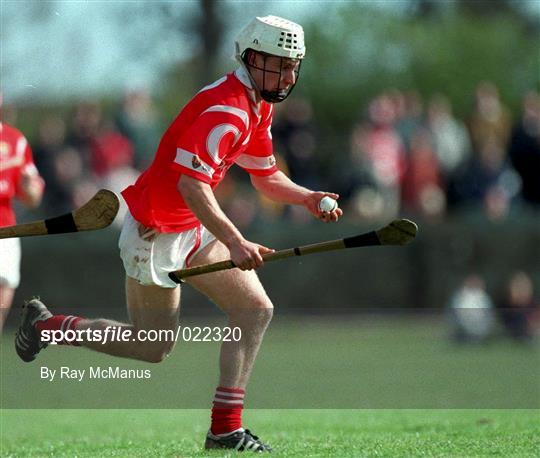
[401,128,446,219]
[63,100,139,223]
[349,92,406,221]
[498,271,539,342]
[52,146,85,195]
[395,90,424,153]
[426,94,472,182]
[443,82,517,216]
[272,97,319,223]
[272,97,319,189]
[115,88,162,171]
[468,82,512,160]
[90,121,134,178]
[66,101,102,168]
[449,138,519,219]
[508,91,540,209]
[448,274,496,343]
[32,116,72,214]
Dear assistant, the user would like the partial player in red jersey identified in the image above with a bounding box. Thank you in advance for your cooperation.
[0,117,45,331]
[16,16,342,452]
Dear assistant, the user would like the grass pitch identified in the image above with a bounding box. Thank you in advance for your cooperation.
[1,315,538,456]
[1,409,538,457]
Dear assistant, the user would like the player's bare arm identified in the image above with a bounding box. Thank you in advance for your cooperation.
[178,175,274,270]
[17,170,44,208]
[250,171,343,222]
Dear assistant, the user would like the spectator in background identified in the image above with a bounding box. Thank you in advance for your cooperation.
[90,120,134,178]
[91,120,138,227]
[272,97,319,223]
[508,91,540,209]
[0,99,45,330]
[448,274,496,344]
[272,97,318,189]
[469,82,512,161]
[32,116,72,214]
[401,127,446,219]
[443,82,515,216]
[450,108,520,219]
[498,271,539,342]
[349,92,406,221]
[66,101,102,169]
[426,94,472,186]
[50,146,86,208]
[395,90,424,154]
[66,100,138,224]
[115,88,162,171]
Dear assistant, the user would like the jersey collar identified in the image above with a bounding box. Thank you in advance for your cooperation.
[234,67,262,121]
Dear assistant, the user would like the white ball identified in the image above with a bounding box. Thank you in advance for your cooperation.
[318,196,338,212]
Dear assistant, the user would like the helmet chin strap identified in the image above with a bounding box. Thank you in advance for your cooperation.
[238,50,299,104]
[236,58,258,90]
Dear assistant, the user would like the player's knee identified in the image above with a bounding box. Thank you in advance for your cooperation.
[228,300,273,328]
[142,352,167,363]
[259,304,274,326]
[138,342,174,363]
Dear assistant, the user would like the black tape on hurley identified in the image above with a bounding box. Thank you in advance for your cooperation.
[44,213,78,234]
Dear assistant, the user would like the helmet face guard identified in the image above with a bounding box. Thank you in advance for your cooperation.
[242,50,301,103]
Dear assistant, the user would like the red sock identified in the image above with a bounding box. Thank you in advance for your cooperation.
[210,386,245,435]
[35,315,82,346]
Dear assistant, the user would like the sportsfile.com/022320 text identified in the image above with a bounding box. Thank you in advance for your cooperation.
[39,326,242,345]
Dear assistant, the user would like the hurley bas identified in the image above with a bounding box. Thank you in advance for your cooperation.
[40,366,152,381]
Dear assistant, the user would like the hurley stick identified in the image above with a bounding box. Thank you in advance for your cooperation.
[169,219,418,283]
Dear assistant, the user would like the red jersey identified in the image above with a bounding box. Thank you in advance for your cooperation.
[0,123,43,227]
[122,68,279,232]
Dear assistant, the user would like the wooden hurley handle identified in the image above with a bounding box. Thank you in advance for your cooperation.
[0,221,48,239]
[170,239,349,282]
[168,219,418,284]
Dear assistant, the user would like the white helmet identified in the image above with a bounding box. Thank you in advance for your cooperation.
[235,15,306,61]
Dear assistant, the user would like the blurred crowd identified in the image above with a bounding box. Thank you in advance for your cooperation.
[4,81,540,228]
[6,89,163,225]
[448,271,539,344]
[299,82,537,224]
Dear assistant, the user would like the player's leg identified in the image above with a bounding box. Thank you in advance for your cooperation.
[74,277,180,362]
[15,279,180,363]
[0,285,16,332]
[16,213,184,363]
[187,239,274,389]
[0,238,21,332]
[186,237,273,451]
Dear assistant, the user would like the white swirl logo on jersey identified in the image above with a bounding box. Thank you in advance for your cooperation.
[206,124,241,164]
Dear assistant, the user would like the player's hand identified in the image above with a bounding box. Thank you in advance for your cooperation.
[19,168,44,208]
[20,170,43,193]
[228,239,275,271]
[303,191,343,223]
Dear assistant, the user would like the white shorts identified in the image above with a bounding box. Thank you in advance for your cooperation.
[0,237,21,288]
[119,212,217,288]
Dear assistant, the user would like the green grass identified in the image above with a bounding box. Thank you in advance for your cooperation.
[1,316,539,456]
[1,409,539,457]
[2,316,538,409]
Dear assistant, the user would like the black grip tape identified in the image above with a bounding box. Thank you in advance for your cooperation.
[294,247,301,256]
[168,272,182,284]
[343,231,380,248]
[44,213,78,234]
